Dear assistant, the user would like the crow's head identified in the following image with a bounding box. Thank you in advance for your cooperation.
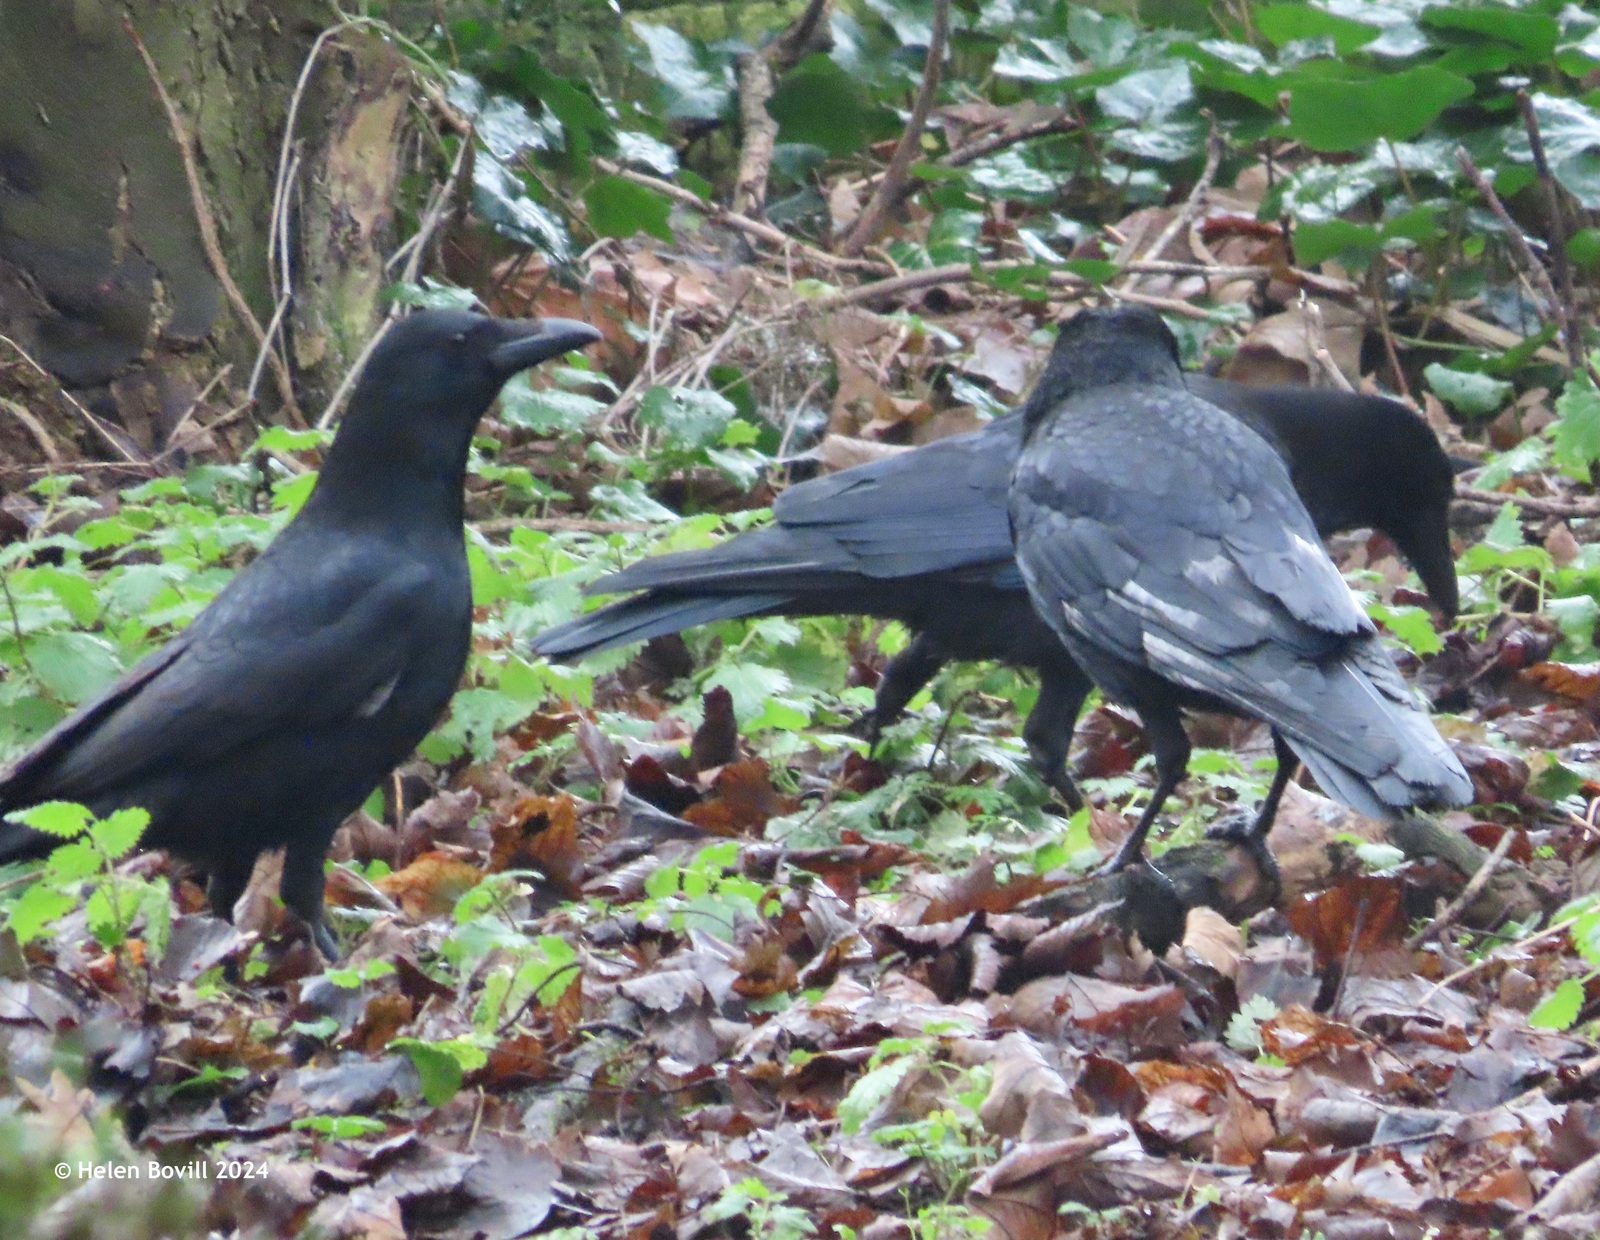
[1021,305,1182,436]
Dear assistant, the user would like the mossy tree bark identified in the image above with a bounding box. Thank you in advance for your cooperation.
[0,0,417,466]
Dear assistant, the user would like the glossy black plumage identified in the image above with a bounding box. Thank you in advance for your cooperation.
[532,354,1457,808]
[0,310,602,956]
[1008,305,1469,869]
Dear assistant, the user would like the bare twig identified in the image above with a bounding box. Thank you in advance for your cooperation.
[1455,147,1575,380]
[593,158,882,273]
[839,0,951,257]
[731,0,830,217]
[1300,295,1355,392]
[1405,827,1516,950]
[124,18,304,426]
[474,516,655,536]
[155,365,234,459]
[0,333,143,464]
[1120,114,1224,290]
[942,109,1080,170]
[1516,90,1585,374]
[0,397,63,465]
[1424,914,1579,1003]
[1453,486,1600,518]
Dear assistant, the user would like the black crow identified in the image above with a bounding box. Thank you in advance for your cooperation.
[532,367,1457,809]
[0,310,602,957]
[1008,304,1470,870]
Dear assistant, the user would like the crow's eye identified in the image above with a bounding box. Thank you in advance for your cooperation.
[451,331,468,344]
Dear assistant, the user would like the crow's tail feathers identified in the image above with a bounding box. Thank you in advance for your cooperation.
[1272,638,1472,818]
[530,592,789,661]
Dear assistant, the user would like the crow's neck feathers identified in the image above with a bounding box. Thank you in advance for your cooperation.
[1021,307,1183,440]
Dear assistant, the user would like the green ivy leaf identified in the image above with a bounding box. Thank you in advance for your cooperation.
[1255,3,1380,55]
[1423,363,1513,417]
[585,176,673,242]
[1286,66,1474,152]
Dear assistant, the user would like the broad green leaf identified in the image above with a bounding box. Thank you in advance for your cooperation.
[1476,436,1549,489]
[1420,7,1559,59]
[769,56,885,157]
[1294,219,1380,268]
[637,387,736,449]
[1506,95,1600,209]
[1423,363,1512,417]
[1548,594,1599,656]
[6,800,92,837]
[629,22,731,120]
[1367,603,1443,656]
[1097,62,1193,123]
[1286,66,1474,152]
[584,176,673,243]
[838,1054,915,1134]
[705,662,791,723]
[88,807,150,860]
[499,377,606,435]
[1255,3,1379,55]
[1529,977,1584,1030]
[6,883,75,944]
[1549,370,1600,477]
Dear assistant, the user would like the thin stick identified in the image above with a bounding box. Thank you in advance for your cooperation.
[1404,827,1516,950]
[124,18,303,425]
[0,333,142,464]
[1455,147,1574,380]
[1424,914,1578,1003]
[0,397,63,465]
[155,365,234,459]
[1453,486,1600,519]
[839,0,950,257]
[474,517,655,536]
[593,158,882,273]
[1516,90,1585,374]
[1120,115,1224,289]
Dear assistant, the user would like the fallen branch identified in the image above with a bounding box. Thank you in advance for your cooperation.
[839,0,951,257]
[731,0,830,217]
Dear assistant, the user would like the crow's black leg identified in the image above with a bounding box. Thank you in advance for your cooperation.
[859,631,947,741]
[280,833,341,960]
[1023,662,1094,812]
[1097,702,1190,874]
[206,858,256,923]
[1209,730,1294,897]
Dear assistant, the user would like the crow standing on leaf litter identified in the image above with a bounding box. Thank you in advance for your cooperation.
[1007,304,1470,873]
[0,309,602,958]
[532,367,1458,811]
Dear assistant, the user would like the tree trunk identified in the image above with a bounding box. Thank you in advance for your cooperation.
[0,0,413,468]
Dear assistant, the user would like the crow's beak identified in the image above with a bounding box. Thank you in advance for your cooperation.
[1394,503,1460,621]
[489,318,602,376]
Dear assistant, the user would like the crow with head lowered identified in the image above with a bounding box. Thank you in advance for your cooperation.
[532,358,1458,811]
[0,309,602,957]
[1008,304,1470,872]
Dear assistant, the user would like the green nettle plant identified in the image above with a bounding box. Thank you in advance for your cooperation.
[1,801,167,959]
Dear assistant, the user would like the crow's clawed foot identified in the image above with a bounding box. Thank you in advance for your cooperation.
[847,709,887,746]
[1206,812,1282,903]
